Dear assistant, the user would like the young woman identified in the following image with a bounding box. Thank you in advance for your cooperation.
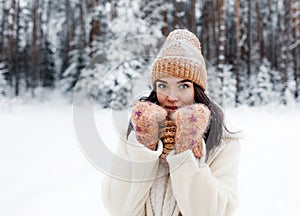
[102,29,241,216]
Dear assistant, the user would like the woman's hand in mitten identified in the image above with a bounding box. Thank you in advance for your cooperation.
[131,101,167,150]
[173,104,210,158]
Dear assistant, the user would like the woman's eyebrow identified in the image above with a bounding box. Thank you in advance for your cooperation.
[177,79,192,84]
[156,79,167,84]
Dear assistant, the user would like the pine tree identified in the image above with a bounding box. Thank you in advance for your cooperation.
[99,0,167,108]
[88,1,109,58]
[291,0,300,100]
[40,38,56,88]
[246,0,253,96]
[59,0,76,82]
[217,0,227,88]
[234,0,242,106]
[256,59,274,105]
[0,0,10,88]
[0,0,298,105]
[60,0,90,92]
[206,65,224,106]
[256,2,264,62]
[0,61,9,96]
[30,0,40,94]
[140,0,170,36]
[37,0,56,89]
[6,0,22,96]
[277,0,294,104]
[200,0,215,62]
[222,64,236,107]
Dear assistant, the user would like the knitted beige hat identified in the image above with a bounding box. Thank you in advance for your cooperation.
[152,29,207,91]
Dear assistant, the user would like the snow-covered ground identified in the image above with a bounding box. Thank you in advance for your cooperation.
[1,98,300,216]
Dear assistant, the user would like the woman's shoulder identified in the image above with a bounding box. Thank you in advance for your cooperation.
[222,131,243,142]
[206,130,242,165]
[221,129,242,154]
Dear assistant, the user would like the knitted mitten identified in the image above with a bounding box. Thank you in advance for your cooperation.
[173,104,210,158]
[159,117,176,166]
[131,101,167,150]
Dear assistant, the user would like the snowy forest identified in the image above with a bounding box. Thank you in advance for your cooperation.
[0,0,300,108]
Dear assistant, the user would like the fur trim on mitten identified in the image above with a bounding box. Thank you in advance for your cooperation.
[131,101,167,150]
[173,104,210,158]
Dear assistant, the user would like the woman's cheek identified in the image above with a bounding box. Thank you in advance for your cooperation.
[181,91,194,105]
[157,93,166,105]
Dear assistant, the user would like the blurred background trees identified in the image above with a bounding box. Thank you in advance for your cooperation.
[0,0,299,108]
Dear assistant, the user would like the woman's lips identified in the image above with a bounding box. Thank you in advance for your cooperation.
[165,106,178,112]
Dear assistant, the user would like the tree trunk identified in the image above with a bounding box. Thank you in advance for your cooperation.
[86,0,94,12]
[31,0,40,94]
[200,1,210,60]
[110,0,117,20]
[61,0,75,77]
[14,0,20,96]
[292,0,300,99]
[235,0,241,106]
[276,0,282,71]
[89,19,101,58]
[161,0,168,37]
[0,0,7,58]
[207,0,214,62]
[268,0,278,91]
[9,0,18,95]
[256,2,264,62]
[172,0,186,29]
[268,0,275,66]
[79,1,86,49]
[78,1,88,74]
[188,0,196,33]
[217,0,226,85]
[212,0,217,63]
[247,0,252,82]
[0,0,10,86]
[280,0,293,104]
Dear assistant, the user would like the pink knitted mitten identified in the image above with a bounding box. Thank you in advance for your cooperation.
[131,101,167,150]
[173,104,210,158]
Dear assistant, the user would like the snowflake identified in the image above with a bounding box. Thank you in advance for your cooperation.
[135,125,142,132]
[135,110,142,117]
[189,114,197,122]
[191,128,197,135]
[190,139,197,148]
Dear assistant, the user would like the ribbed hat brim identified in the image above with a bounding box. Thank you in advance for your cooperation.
[152,57,207,91]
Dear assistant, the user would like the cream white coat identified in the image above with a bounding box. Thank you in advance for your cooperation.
[102,130,241,216]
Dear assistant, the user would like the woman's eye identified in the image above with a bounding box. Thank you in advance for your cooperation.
[179,84,189,89]
[157,83,167,89]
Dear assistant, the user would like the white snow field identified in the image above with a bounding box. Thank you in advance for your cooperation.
[1,99,300,216]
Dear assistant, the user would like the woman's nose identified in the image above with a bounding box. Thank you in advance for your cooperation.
[167,90,179,102]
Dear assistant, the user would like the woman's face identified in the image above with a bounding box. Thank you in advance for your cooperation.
[156,76,195,113]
